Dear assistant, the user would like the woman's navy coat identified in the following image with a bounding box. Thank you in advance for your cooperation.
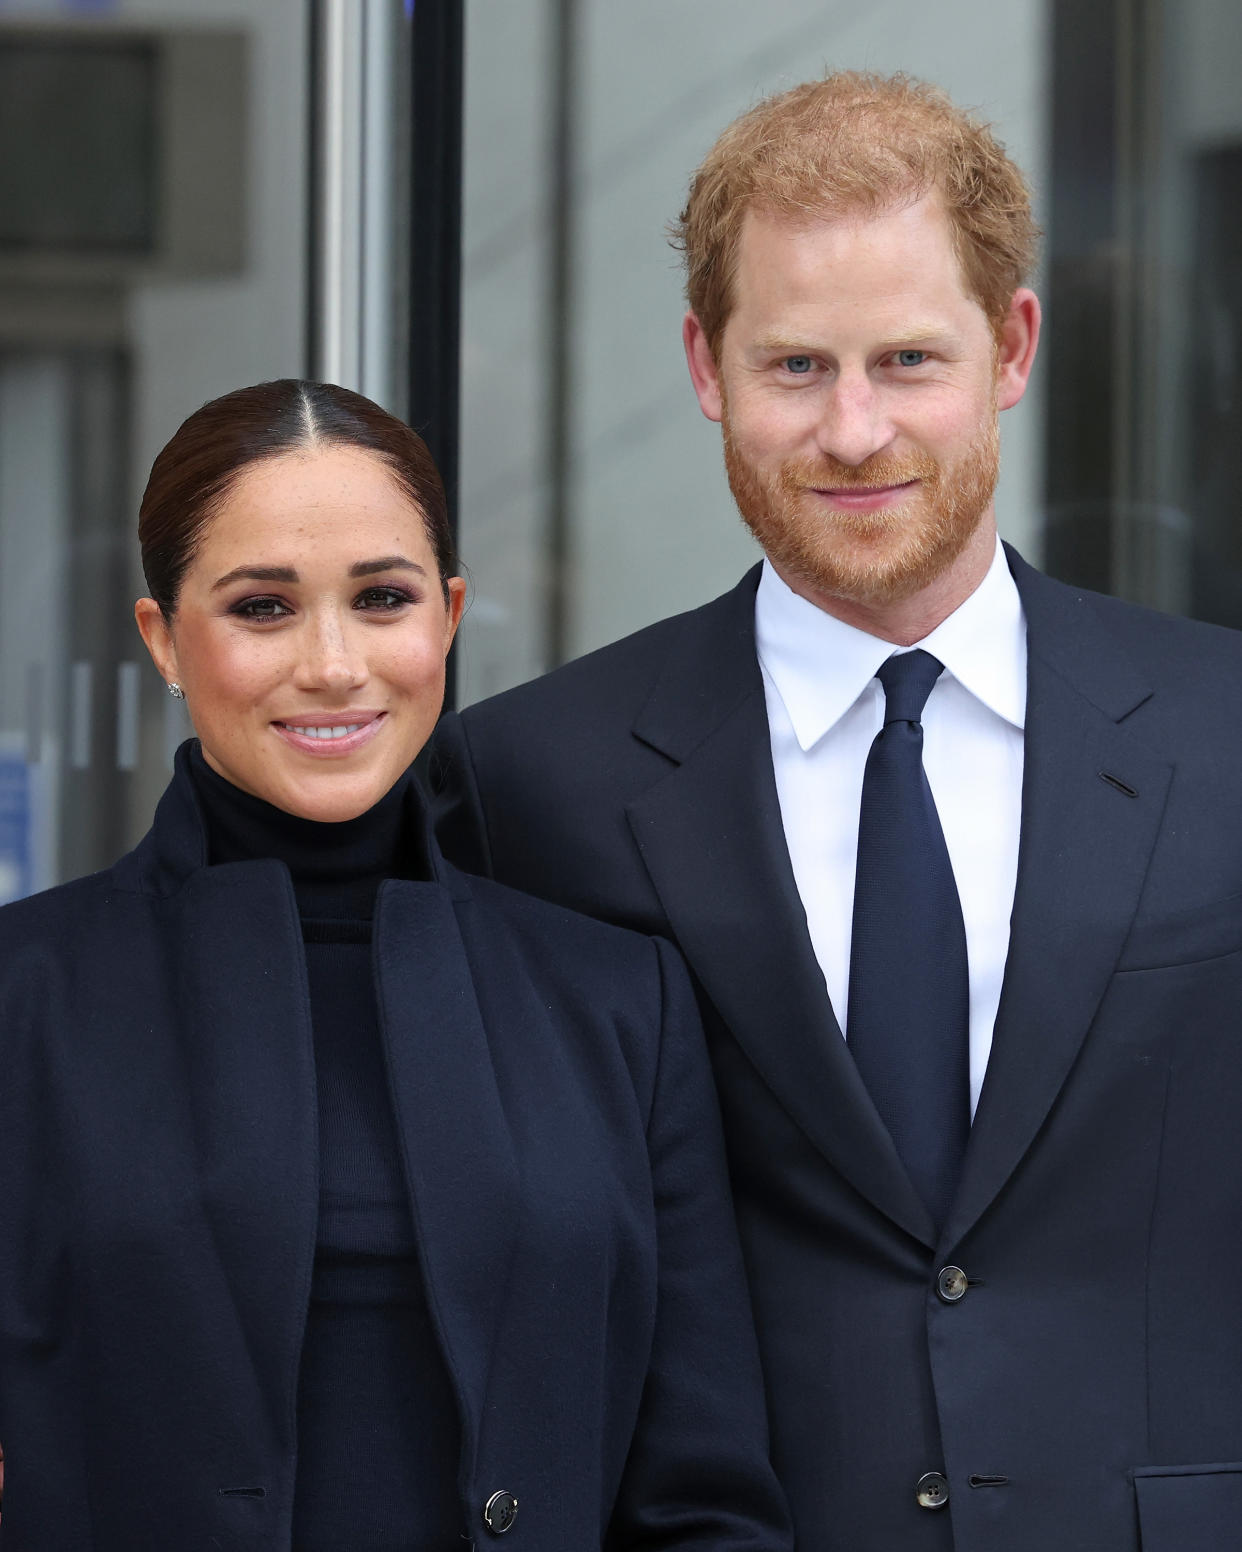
[0,752,790,1551]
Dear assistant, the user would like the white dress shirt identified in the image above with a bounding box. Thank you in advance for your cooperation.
[755,538,1027,1118]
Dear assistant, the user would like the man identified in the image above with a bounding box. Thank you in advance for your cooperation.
[430,73,1242,1551]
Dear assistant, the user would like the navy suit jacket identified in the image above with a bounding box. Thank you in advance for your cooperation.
[429,547,1242,1552]
[0,747,790,1552]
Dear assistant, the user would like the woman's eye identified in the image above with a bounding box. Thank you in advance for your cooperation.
[233,597,291,622]
[355,586,412,612]
[896,349,928,367]
[783,355,814,375]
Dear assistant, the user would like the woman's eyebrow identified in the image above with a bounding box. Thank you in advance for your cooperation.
[349,556,425,578]
[210,556,426,590]
[211,564,298,590]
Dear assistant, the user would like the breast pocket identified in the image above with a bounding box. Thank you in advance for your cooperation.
[1134,1462,1242,1550]
[1117,891,1242,971]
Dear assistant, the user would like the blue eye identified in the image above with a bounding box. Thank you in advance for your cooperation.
[896,349,927,367]
[783,356,814,375]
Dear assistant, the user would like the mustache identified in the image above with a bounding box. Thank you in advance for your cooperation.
[779,451,939,492]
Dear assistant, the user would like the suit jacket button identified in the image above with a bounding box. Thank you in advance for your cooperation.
[916,1471,950,1509]
[936,1265,969,1302]
[484,1490,519,1534]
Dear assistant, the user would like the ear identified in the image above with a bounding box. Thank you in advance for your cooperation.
[683,311,725,423]
[443,576,467,651]
[134,597,180,688]
[996,287,1041,412]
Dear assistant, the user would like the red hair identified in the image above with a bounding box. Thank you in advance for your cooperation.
[672,71,1038,356]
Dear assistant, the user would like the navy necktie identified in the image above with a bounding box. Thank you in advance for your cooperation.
[847,649,970,1227]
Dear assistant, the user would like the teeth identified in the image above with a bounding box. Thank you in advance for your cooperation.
[291,723,364,740]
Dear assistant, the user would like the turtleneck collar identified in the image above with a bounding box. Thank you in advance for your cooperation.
[189,742,428,921]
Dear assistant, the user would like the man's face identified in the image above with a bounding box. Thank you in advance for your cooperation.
[685,195,1032,614]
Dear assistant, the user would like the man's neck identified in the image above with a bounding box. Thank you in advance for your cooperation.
[770,518,999,647]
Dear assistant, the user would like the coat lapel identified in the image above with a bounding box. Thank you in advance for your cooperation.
[626,571,938,1247]
[373,879,521,1475]
[945,554,1173,1245]
[171,861,319,1425]
[138,756,521,1486]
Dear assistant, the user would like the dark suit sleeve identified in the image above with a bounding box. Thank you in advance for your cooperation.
[426,710,496,878]
[608,938,792,1552]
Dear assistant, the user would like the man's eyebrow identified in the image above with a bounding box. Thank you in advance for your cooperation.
[884,326,958,347]
[349,555,426,578]
[750,333,814,353]
[211,564,298,591]
[749,326,957,353]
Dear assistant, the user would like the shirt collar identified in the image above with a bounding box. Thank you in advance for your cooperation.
[754,536,1027,752]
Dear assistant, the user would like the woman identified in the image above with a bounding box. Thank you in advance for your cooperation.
[0,382,791,1552]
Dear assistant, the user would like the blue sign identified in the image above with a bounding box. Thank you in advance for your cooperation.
[0,753,30,906]
[0,1,118,13]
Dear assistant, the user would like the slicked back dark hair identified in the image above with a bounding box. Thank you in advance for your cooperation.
[138,379,457,616]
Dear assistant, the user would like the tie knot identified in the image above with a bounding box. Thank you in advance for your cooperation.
[876,649,944,725]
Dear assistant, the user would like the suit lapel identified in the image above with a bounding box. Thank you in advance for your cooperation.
[373,880,520,1474]
[946,555,1173,1244]
[627,571,938,1246]
[629,558,1179,1250]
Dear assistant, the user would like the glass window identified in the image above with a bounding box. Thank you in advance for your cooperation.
[1045,0,1242,624]
[0,0,423,899]
[0,1,309,897]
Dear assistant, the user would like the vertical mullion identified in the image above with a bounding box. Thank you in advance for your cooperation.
[1043,0,1126,594]
[544,0,577,672]
[407,0,464,706]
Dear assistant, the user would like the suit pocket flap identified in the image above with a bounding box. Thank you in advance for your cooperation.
[1135,1462,1242,1549]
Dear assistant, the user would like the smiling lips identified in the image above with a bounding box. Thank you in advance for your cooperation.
[807,479,920,512]
[273,712,387,756]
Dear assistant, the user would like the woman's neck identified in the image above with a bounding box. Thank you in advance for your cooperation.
[188,742,426,919]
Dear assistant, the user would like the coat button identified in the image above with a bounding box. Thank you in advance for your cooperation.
[484,1490,519,1534]
[916,1471,950,1510]
[936,1265,969,1303]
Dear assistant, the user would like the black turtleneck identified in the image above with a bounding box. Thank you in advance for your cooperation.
[191,740,422,916]
[190,747,461,1552]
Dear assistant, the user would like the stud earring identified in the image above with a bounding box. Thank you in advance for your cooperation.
[167,682,185,700]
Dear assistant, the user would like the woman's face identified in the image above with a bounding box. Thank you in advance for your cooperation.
[136,444,466,822]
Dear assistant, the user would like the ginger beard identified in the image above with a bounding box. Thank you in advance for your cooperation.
[722,401,1001,609]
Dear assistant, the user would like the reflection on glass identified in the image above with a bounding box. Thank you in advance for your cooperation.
[0,3,309,895]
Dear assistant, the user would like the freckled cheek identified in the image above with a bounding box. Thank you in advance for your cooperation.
[383,639,449,703]
[896,399,986,454]
[190,636,293,718]
[734,401,815,460]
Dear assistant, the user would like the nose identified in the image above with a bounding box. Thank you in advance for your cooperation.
[814,368,895,468]
[293,606,367,693]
